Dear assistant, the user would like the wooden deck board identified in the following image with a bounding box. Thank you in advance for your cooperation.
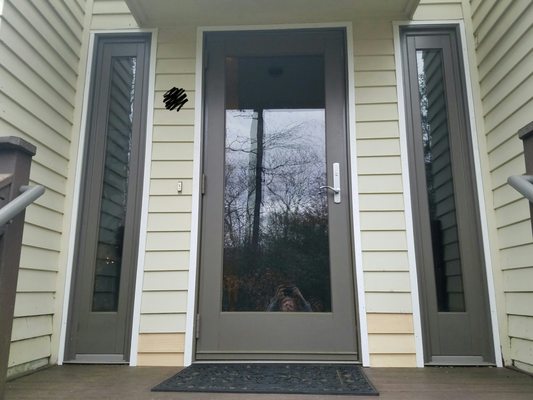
[5,365,533,399]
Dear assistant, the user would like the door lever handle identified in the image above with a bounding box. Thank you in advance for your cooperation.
[319,163,341,204]
[319,185,340,194]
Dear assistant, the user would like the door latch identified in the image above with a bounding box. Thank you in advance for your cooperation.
[319,163,341,204]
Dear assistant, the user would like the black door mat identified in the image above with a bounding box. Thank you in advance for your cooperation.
[152,363,379,396]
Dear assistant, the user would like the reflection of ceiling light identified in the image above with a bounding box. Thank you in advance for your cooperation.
[268,66,283,77]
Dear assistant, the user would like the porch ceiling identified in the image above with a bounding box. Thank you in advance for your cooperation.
[125,0,421,28]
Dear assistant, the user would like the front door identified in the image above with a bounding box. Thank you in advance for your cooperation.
[197,29,358,361]
[65,34,151,362]
[401,27,494,364]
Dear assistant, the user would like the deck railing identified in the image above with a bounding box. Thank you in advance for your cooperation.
[0,185,45,229]
[507,175,533,203]
[0,137,41,399]
[508,122,533,235]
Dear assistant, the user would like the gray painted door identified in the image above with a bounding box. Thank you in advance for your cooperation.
[65,34,151,363]
[197,29,359,361]
[402,27,494,364]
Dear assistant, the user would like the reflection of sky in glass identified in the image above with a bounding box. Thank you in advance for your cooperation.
[225,109,326,228]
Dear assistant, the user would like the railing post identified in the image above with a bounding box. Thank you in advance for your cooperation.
[518,122,533,234]
[519,122,533,174]
[0,137,36,399]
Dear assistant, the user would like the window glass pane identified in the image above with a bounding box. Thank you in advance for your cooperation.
[222,56,332,312]
[417,50,465,312]
[92,56,136,312]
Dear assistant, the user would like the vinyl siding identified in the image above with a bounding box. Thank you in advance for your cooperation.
[90,0,137,30]
[0,0,89,378]
[138,26,196,366]
[469,0,533,373]
[413,0,464,20]
[138,333,185,366]
[354,19,416,366]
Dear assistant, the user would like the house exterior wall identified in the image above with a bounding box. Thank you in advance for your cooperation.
[134,0,469,368]
[137,26,195,366]
[90,0,136,30]
[468,0,533,374]
[6,0,529,375]
[353,20,416,367]
[83,0,424,367]
[1,0,93,378]
[413,0,464,20]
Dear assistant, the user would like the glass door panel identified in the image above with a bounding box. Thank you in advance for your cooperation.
[222,55,331,313]
[223,109,330,312]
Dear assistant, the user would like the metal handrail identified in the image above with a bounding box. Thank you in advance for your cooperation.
[0,185,45,227]
[508,175,533,203]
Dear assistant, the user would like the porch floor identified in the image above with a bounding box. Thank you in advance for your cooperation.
[5,364,533,399]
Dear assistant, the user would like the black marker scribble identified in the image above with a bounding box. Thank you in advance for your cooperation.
[163,87,188,112]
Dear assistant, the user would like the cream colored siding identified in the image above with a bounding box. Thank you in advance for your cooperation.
[413,0,463,20]
[137,333,185,366]
[0,0,88,378]
[138,26,196,366]
[354,20,416,366]
[470,0,533,373]
[91,0,137,29]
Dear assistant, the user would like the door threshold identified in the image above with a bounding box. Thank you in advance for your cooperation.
[64,354,128,364]
[426,356,495,366]
[194,360,362,364]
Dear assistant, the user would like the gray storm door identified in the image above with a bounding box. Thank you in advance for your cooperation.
[197,29,359,361]
[65,34,151,363]
[401,27,494,364]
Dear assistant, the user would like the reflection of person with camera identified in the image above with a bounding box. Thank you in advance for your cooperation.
[266,284,313,312]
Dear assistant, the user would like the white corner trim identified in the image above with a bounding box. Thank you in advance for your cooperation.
[184,26,206,367]
[456,21,503,368]
[346,22,370,368]
[392,22,425,368]
[184,21,368,366]
[57,32,97,365]
[392,19,503,367]
[129,28,158,367]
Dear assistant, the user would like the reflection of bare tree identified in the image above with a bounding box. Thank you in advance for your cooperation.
[224,163,249,248]
[224,110,326,246]
[222,109,331,311]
